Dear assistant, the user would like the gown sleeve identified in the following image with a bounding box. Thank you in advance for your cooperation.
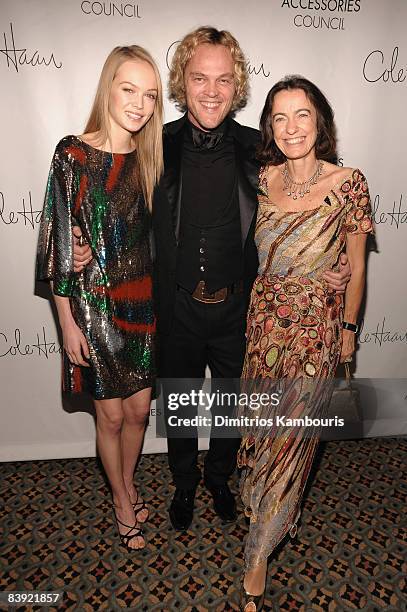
[36,140,77,296]
[344,169,374,235]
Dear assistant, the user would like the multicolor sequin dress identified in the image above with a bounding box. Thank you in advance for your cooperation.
[237,166,373,569]
[36,136,155,400]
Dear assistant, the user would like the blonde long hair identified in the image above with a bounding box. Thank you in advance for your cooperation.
[84,45,163,210]
[168,26,249,112]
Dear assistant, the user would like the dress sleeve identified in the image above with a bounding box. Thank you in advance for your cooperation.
[344,169,374,235]
[36,141,77,296]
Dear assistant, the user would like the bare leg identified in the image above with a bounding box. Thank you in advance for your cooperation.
[94,397,143,549]
[244,560,267,596]
[121,387,151,522]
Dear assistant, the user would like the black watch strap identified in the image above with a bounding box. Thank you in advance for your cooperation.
[343,321,359,333]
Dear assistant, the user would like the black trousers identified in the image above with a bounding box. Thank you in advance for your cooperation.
[158,288,247,489]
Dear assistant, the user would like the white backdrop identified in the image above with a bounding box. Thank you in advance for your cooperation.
[1,0,406,461]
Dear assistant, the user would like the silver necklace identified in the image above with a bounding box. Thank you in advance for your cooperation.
[282,160,324,200]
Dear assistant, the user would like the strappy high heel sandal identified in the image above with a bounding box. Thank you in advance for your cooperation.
[112,507,145,550]
[131,491,149,524]
[289,508,301,539]
[239,579,265,612]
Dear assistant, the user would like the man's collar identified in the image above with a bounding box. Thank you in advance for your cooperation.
[185,116,229,136]
[164,114,256,148]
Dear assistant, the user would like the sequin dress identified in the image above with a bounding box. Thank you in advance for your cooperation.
[36,136,155,400]
[237,166,373,569]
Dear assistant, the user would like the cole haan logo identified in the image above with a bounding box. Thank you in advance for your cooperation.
[0,23,62,72]
[363,46,406,84]
[371,194,406,229]
[0,23,62,73]
[0,326,62,360]
[166,40,271,79]
[0,191,42,230]
[358,317,407,348]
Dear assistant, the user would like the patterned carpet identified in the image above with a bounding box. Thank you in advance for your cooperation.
[1,437,406,611]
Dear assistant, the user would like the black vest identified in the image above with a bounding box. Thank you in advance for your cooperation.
[175,122,244,293]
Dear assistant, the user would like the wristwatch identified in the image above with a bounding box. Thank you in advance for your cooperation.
[343,321,359,333]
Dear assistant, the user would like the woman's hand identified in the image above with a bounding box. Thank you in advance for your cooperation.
[62,320,90,367]
[340,329,355,363]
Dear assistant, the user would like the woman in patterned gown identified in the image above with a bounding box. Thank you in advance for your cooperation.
[238,76,373,610]
[36,46,163,549]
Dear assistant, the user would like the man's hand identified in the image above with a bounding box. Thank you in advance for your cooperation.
[72,226,92,272]
[323,253,351,294]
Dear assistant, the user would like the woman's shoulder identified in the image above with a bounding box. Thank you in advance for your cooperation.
[260,162,282,181]
[324,164,368,192]
[326,167,371,214]
[54,134,81,150]
[323,163,350,182]
[53,135,88,165]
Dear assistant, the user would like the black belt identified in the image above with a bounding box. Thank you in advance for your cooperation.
[177,280,244,304]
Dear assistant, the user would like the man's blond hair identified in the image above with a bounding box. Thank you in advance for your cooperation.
[168,26,249,112]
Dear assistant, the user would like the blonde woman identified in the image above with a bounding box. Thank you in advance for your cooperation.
[36,46,163,550]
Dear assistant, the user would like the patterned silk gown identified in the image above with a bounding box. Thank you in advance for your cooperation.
[237,166,373,569]
[36,136,155,400]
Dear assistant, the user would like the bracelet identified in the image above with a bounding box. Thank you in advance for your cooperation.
[343,321,359,333]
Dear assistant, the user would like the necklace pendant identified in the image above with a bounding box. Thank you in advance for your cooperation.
[282,159,324,203]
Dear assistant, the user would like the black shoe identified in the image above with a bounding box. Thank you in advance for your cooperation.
[112,506,145,550]
[169,488,196,531]
[205,483,236,523]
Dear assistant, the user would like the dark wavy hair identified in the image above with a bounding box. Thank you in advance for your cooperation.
[258,75,338,165]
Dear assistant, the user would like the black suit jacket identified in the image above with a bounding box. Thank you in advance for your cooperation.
[152,114,261,335]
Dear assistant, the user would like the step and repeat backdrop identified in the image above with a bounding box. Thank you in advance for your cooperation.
[1,0,406,461]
